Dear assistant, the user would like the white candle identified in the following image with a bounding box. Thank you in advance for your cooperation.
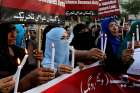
[13,58,20,80]
[14,58,22,93]
[51,43,55,69]
[136,25,139,41]
[127,41,130,48]
[20,49,29,67]
[70,46,75,68]
[103,34,107,53]
[132,33,135,50]
[122,18,125,39]
[101,33,104,51]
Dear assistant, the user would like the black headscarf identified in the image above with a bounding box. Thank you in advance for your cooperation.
[70,23,93,50]
[0,23,16,52]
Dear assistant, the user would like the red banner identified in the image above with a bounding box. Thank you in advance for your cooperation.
[98,0,120,18]
[65,0,99,16]
[0,0,65,23]
[24,62,140,93]
[1,0,65,15]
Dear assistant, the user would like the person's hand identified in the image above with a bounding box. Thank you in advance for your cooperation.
[0,76,15,93]
[58,64,72,75]
[26,68,55,85]
[128,41,140,49]
[77,62,86,70]
[33,49,43,61]
[88,48,106,61]
[122,48,134,63]
[135,41,140,48]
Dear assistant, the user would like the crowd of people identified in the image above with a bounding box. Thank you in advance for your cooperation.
[0,17,140,93]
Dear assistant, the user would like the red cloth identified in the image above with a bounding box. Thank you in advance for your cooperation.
[42,66,140,93]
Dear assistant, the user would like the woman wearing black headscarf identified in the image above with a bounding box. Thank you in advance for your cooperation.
[70,23,94,50]
[0,23,55,92]
[0,23,26,78]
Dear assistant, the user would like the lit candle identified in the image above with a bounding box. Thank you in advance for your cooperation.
[51,43,55,69]
[20,49,29,67]
[70,46,75,68]
[103,34,107,53]
[14,58,22,93]
[136,25,139,41]
[101,32,104,51]
[132,33,135,50]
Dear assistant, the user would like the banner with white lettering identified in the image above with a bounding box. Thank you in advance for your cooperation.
[0,0,65,23]
[24,62,140,93]
[98,0,120,18]
[65,0,99,16]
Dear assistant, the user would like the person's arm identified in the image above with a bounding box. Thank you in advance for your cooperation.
[75,48,105,62]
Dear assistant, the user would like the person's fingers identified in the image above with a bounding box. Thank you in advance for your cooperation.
[58,65,72,74]
[39,71,54,77]
[41,68,54,73]
[0,76,13,83]
[59,64,72,71]
[0,80,15,90]
[37,76,54,82]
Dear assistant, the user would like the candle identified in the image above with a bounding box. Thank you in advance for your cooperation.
[51,42,55,69]
[70,46,75,68]
[14,58,22,93]
[103,34,107,53]
[122,18,125,39]
[101,32,104,51]
[20,49,29,67]
[132,33,135,50]
[136,25,139,41]
[37,25,42,68]
[127,41,130,48]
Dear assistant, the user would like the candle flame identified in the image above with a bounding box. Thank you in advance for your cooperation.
[17,58,21,65]
[25,48,28,54]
